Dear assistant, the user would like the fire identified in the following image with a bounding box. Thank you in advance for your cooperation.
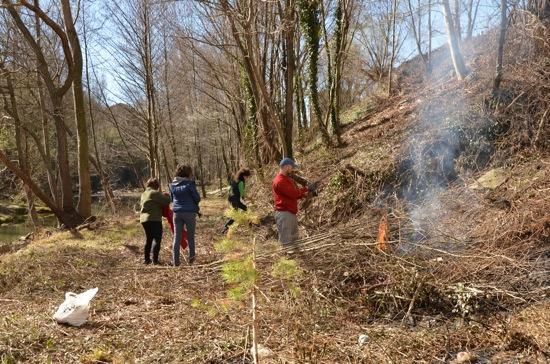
[377,214,389,251]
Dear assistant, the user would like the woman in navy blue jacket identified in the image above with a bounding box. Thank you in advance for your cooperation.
[170,164,201,266]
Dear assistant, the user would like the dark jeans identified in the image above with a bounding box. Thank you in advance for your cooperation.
[142,221,163,264]
[224,199,248,229]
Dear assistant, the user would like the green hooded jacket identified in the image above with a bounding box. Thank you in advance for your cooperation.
[140,188,171,223]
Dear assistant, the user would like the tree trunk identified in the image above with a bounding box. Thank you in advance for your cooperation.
[61,0,92,218]
[428,0,433,72]
[220,0,287,161]
[442,0,469,80]
[282,0,295,158]
[0,150,83,228]
[330,0,349,144]
[217,119,232,181]
[295,73,304,133]
[299,76,308,129]
[91,62,144,188]
[407,0,428,67]
[454,0,462,41]
[34,0,59,207]
[194,128,207,199]
[2,67,39,227]
[83,11,117,215]
[161,144,172,184]
[52,102,77,214]
[6,0,80,217]
[143,0,158,179]
[466,0,481,39]
[297,0,331,145]
[388,0,398,95]
[23,137,39,227]
[162,26,178,170]
[492,0,507,94]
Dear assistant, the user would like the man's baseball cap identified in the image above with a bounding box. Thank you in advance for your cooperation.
[279,157,299,169]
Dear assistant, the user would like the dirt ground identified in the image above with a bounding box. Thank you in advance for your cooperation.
[1,188,548,363]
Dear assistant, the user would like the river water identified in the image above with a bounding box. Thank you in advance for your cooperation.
[0,215,58,244]
[0,193,141,244]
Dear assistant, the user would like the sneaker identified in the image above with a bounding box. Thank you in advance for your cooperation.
[152,261,162,266]
[144,259,152,265]
[220,226,228,235]
[188,255,196,265]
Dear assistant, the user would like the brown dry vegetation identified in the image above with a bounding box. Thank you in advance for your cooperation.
[1,16,549,364]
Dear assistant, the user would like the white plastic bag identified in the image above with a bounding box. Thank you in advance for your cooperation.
[53,288,98,327]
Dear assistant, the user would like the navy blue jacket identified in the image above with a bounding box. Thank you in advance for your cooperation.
[170,177,201,213]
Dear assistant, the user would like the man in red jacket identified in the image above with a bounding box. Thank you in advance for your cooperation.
[272,158,309,245]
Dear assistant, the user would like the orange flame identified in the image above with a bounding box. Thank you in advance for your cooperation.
[377,214,389,251]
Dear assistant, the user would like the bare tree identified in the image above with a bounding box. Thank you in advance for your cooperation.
[298,0,331,145]
[406,0,429,68]
[388,0,399,95]
[0,64,39,226]
[442,0,469,80]
[107,0,162,181]
[465,0,482,39]
[3,0,85,225]
[217,0,289,158]
[320,0,357,145]
[82,4,116,215]
[61,0,92,217]
[493,0,508,93]
[453,0,462,41]
[281,0,296,157]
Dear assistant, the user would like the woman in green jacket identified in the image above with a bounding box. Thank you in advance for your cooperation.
[221,168,251,234]
[140,178,171,264]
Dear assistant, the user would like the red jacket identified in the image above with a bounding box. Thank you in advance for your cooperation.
[272,172,308,215]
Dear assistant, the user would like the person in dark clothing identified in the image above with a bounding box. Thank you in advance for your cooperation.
[140,178,171,264]
[170,164,201,266]
[221,168,252,234]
